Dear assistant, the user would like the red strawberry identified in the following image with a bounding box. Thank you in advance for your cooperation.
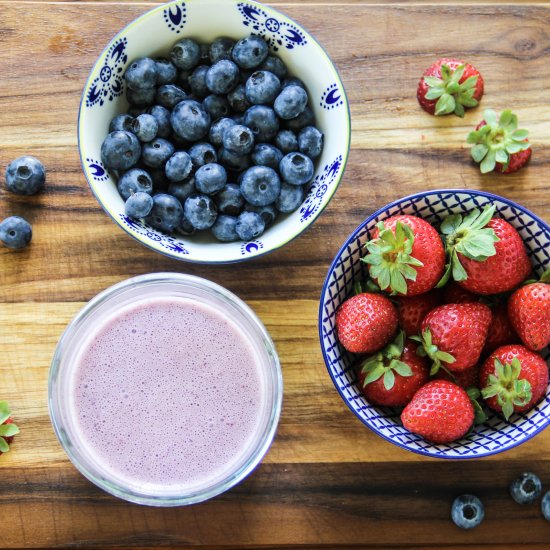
[413,303,492,373]
[442,281,478,304]
[467,109,531,174]
[395,290,441,337]
[0,401,19,454]
[480,345,549,420]
[401,380,475,443]
[435,364,480,390]
[439,205,532,295]
[336,293,398,354]
[508,272,550,351]
[359,331,429,407]
[363,215,445,296]
[483,302,519,356]
[417,58,484,117]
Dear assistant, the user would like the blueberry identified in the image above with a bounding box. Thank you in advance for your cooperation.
[215,184,244,215]
[131,114,158,142]
[232,36,269,69]
[510,472,542,505]
[209,37,235,64]
[141,138,175,169]
[188,65,210,99]
[223,124,255,155]
[5,156,46,195]
[276,182,304,213]
[298,126,324,159]
[124,57,157,90]
[189,142,217,168]
[127,106,148,118]
[101,131,141,171]
[195,163,227,195]
[206,60,240,95]
[243,105,279,142]
[451,495,484,530]
[231,114,245,126]
[170,38,201,70]
[154,58,178,85]
[227,83,251,113]
[279,152,314,185]
[156,84,187,109]
[117,168,153,200]
[240,166,280,206]
[236,211,265,241]
[212,215,238,242]
[259,56,288,80]
[203,94,230,121]
[0,216,32,249]
[282,77,306,90]
[171,99,211,141]
[245,70,281,105]
[244,203,277,228]
[125,192,153,218]
[542,491,550,521]
[284,106,315,131]
[126,87,156,107]
[165,151,192,182]
[144,193,183,233]
[148,105,172,138]
[175,215,197,236]
[218,147,251,171]
[184,194,218,230]
[168,176,195,204]
[251,143,283,170]
[109,114,134,133]
[274,130,298,154]
[209,117,236,146]
[274,85,308,120]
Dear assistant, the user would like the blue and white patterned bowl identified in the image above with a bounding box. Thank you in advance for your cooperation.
[78,0,350,263]
[319,189,550,459]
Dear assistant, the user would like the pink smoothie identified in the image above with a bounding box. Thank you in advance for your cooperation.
[69,297,267,493]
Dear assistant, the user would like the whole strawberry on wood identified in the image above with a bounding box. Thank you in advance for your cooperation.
[480,345,549,420]
[336,292,398,354]
[362,216,445,296]
[359,331,429,407]
[417,58,484,117]
[438,204,532,295]
[467,109,531,174]
[0,401,19,454]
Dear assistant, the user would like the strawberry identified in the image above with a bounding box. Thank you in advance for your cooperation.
[467,109,531,174]
[508,269,550,351]
[417,58,484,117]
[401,380,475,443]
[412,302,492,373]
[362,215,445,296]
[442,281,477,304]
[396,290,441,336]
[435,364,480,391]
[359,331,429,407]
[483,302,519,356]
[0,401,19,454]
[480,345,549,420]
[336,292,398,354]
[438,204,532,295]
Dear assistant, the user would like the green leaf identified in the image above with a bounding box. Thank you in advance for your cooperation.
[435,93,456,116]
[435,261,452,288]
[424,76,444,88]
[482,386,499,399]
[391,360,413,377]
[454,102,465,118]
[447,82,460,94]
[471,144,488,163]
[389,270,407,295]
[472,205,496,230]
[383,369,395,391]
[484,109,498,126]
[436,351,456,364]
[467,130,482,144]
[460,96,478,108]
[0,438,9,453]
[499,109,513,128]
[451,249,468,282]
[480,149,497,173]
[362,364,385,386]
[495,149,509,164]
[0,424,19,437]
[502,400,514,421]
[450,64,466,83]
[506,141,529,154]
[441,213,463,235]
[441,64,452,80]
[459,232,498,259]
[473,400,488,425]
[512,129,529,140]
[461,75,478,90]
[0,412,9,426]
[540,267,550,283]
[467,387,481,400]
[425,88,444,100]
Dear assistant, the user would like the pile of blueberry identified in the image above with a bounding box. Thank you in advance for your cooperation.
[0,156,45,250]
[101,34,323,242]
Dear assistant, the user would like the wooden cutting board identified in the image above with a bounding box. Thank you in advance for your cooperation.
[1,1,549,548]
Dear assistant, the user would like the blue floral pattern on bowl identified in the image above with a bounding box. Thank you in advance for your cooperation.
[319,190,550,459]
[86,158,110,182]
[164,2,187,33]
[320,83,344,110]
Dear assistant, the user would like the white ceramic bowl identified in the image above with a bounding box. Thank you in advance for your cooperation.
[78,0,350,263]
[319,189,550,459]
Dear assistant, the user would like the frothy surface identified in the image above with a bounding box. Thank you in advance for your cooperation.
[70,297,266,493]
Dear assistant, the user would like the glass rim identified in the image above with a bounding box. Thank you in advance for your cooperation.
[48,272,283,506]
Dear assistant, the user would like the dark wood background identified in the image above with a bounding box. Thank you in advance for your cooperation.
[1,1,549,548]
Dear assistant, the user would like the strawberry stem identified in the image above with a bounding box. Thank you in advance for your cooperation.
[411,329,456,375]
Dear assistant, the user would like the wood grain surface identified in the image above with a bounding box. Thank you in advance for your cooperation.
[1,1,549,548]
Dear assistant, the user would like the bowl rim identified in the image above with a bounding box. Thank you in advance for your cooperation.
[318,188,550,459]
[77,0,352,264]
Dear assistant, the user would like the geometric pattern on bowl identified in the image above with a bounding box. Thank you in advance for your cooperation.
[319,189,550,458]
[78,0,351,263]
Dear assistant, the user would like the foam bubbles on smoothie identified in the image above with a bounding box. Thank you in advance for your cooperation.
[72,297,266,491]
